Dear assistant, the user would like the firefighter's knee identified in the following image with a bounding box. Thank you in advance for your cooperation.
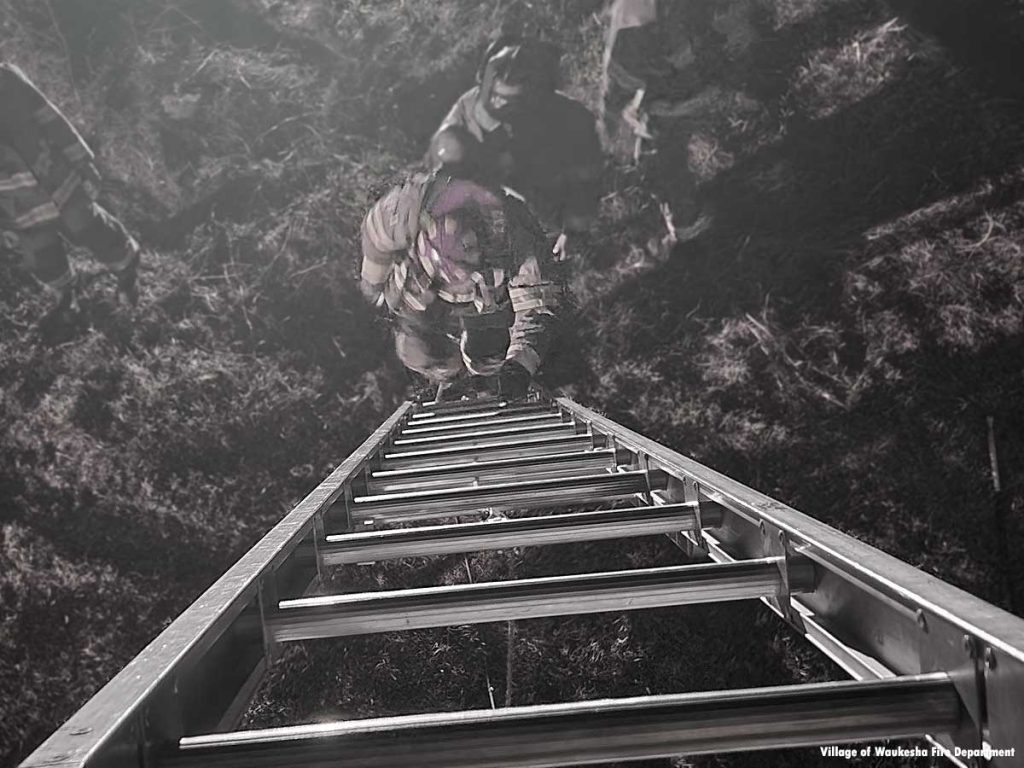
[64,201,138,269]
[18,226,71,287]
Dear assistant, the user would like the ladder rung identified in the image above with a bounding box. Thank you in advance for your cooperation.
[392,421,577,448]
[366,449,618,494]
[173,674,960,768]
[411,397,513,419]
[350,471,658,524]
[399,412,566,437]
[323,503,723,564]
[268,558,815,641]
[409,402,555,425]
[380,434,599,471]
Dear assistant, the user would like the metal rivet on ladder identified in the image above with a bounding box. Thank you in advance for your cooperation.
[962,635,976,659]
[985,647,997,670]
[915,609,927,633]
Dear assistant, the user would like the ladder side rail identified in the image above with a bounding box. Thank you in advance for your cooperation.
[19,402,414,768]
[556,395,1024,765]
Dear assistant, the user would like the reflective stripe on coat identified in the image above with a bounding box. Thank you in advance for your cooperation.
[0,63,99,234]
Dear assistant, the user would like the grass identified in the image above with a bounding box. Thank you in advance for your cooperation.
[2,0,1024,766]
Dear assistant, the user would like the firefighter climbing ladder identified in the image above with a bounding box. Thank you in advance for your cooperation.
[21,393,1024,768]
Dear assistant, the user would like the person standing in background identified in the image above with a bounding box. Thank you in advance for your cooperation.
[1,62,142,326]
[602,0,761,231]
[427,34,604,261]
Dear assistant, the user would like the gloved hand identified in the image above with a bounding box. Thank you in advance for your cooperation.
[622,88,653,140]
[115,244,141,307]
[551,232,569,261]
[497,360,531,401]
[358,278,386,310]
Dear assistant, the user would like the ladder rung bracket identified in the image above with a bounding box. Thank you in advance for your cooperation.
[268,557,816,641]
[366,449,619,494]
[399,412,567,436]
[323,502,724,565]
[173,673,960,768]
[655,475,713,560]
[349,470,660,525]
[759,519,797,624]
[392,421,578,449]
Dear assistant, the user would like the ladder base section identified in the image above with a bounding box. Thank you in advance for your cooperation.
[171,673,961,768]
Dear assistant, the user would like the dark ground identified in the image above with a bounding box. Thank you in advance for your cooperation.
[2,1,1024,766]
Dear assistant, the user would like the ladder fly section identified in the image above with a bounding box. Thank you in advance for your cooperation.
[20,394,1024,768]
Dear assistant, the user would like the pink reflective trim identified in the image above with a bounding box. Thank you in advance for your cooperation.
[428,179,502,217]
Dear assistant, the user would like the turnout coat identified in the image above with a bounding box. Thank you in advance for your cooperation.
[361,173,558,378]
[603,0,760,117]
[430,87,603,235]
[0,62,100,237]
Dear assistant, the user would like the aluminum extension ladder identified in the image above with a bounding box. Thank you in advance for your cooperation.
[21,393,1024,767]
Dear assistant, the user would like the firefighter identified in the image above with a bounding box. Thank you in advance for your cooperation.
[601,0,761,228]
[427,35,603,260]
[602,0,760,139]
[0,62,141,322]
[360,169,558,401]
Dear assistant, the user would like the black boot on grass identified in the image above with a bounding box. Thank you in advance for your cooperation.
[36,278,82,342]
[114,250,141,307]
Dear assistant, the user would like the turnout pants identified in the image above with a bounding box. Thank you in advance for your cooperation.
[393,308,512,384]
[1,150,138,293]
[12,201,138,292]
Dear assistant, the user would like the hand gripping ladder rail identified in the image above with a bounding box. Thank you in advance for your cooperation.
[21,393,1024,768]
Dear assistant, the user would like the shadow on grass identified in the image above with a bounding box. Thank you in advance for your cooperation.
[891,0,1024,101]
[594,0,1024,317]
